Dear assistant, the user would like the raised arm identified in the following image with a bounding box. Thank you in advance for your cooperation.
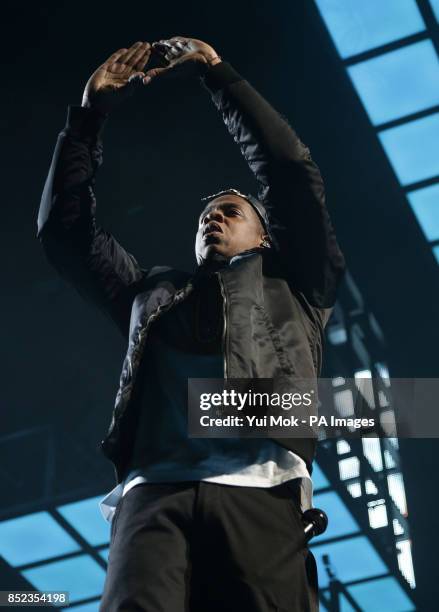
[37,43,152,337]
[146,37,346,309]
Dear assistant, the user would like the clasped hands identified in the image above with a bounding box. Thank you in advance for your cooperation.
[82,37,221,114]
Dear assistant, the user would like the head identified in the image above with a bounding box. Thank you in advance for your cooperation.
[195,189,271,266]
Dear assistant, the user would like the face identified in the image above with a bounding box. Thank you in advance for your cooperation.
[195,194,267,265]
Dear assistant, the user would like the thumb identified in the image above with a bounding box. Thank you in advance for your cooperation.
[143,66,171,84]
[123,72,147,97]
[127,72,146,86]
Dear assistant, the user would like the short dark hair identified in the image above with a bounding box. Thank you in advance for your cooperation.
[200,188,272,242]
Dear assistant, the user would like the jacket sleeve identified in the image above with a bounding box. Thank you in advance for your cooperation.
[201,62,346,309]
[37,106,146,337]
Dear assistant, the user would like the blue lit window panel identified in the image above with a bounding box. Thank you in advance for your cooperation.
[22,555,106,604]
[312,462,330,490]
[348,576,415,611]
[319,595,330,612]
[0,512,80,567]
[347,41,439,125]
[67,603,100,612]
[321,592,356,612]
[328,324,347,345]
[57,496,110,546]
[340,594,358,612]
[311,536,388,588]
[314,0,425,59]
[312,491,360,542]
[429,0,439,21]
[378,113,439,186]
[433,245,439,263]
[407,183,439,241]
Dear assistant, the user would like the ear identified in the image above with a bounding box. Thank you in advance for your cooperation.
[260,234,271,249]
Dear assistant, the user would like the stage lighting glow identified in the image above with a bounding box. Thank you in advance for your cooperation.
[347,40,439,125]
[336,439,351,454]
[334,389,355,416]
[375,361,391,385]
[367,499,388,529]
[328,324,347,344]
[338,456,360,480]
[311,535,388,588]
[354,369,371,379]
[387,473,408,516]
[389,437,399,450]
[393,518,405,536]
[362,438,383,472]
[429,0,439,21]
[347,481,362,498]
[407,183,439,241]
[348,576,415,610]
[365,480,378,495]
[312,462,330,490]
[57,495,110,546]
[379,113,439,185]
[0,512,80,566]
[22,555,106,604]
[397,539,416,588]
[312,491,360,542]
[314,0,425,59]
[384,450,397,469]
[332,377,346,388]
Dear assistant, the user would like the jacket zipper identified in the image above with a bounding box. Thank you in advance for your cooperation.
[217,272,228,380]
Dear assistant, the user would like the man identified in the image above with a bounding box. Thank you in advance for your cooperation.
[37,37,345,612]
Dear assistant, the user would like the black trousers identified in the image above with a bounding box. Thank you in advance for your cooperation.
[99,480,319,611]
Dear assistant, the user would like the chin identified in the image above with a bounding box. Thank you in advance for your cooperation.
[203,246,223,259]
[197,244,229,264]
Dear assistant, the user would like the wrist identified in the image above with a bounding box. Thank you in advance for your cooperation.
[203,45,221,66]
[201,61,244,93]
[206,54,222,67]
[81,93,109,116]
[81,91,94,110]
[66,105,108,140]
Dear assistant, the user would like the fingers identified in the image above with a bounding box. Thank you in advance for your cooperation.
[119,41,147,65]
[152,41,172,59]
[103,42,151,71]
[143,66,171,84]
[126,71,147,91]
[143,51,201,84]
[104,47,128,65]
[155,36,190,52]
[128,71,146,82]
[152,40,182,64]
[130,42,151,68]
[134,47,151,72]
[165,36,189,46]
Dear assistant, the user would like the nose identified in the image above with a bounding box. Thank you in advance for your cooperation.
[203,208,224,224]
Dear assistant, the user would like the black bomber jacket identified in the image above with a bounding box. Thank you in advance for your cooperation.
[37,62,346,481]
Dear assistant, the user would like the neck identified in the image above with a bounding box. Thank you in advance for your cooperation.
[195,252,230,279]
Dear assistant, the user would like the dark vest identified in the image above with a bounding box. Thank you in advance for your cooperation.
[101,250,332,481]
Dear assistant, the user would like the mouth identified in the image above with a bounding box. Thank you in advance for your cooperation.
[203,222,223,237]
